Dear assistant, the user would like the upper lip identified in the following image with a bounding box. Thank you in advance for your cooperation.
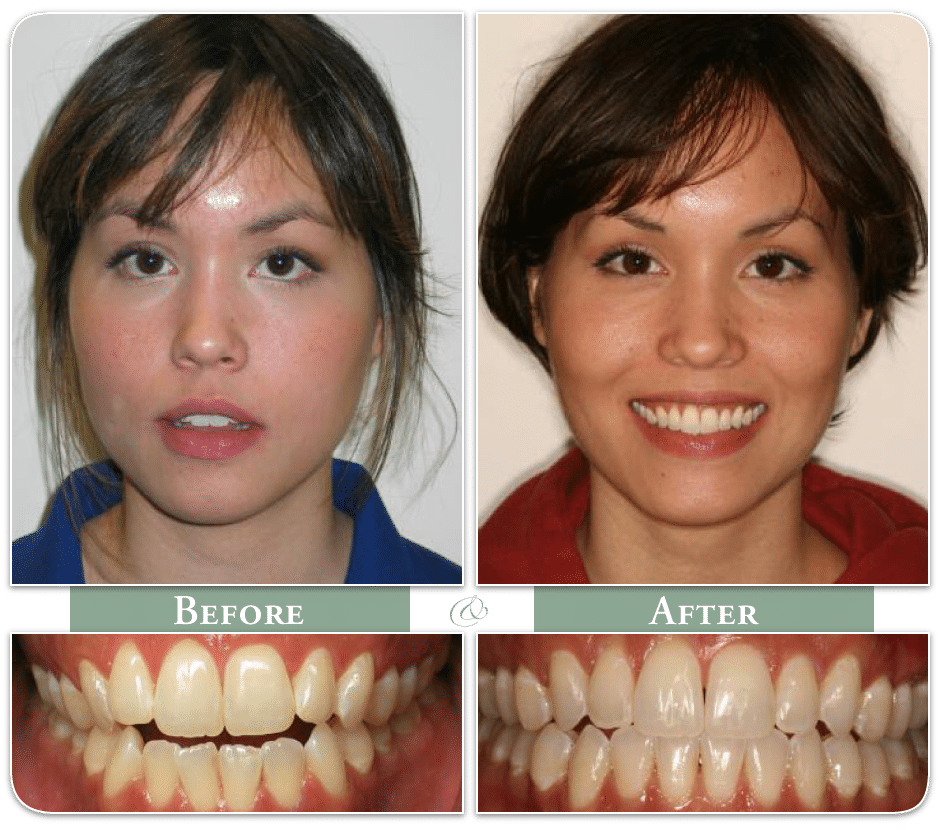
[158,398,263,427]
[631,391,766,407]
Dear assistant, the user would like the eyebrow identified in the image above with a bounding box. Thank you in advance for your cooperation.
[612,206,830,239]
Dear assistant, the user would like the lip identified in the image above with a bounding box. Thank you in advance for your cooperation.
[157,398,264,461]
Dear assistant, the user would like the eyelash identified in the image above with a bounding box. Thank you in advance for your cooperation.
[593,245,815,281]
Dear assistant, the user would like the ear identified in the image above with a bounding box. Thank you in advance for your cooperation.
[371,315,384,359]
[850,306,874,357]
[528,267,547,347]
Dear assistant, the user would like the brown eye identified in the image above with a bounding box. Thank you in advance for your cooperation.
[754,255,785,278]
[134,250,166,275]
[595,247,665,276]
[746,253,812,280]
[265,253,296,277]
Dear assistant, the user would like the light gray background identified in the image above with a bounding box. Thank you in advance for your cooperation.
[477,13,929,522]
[11,13,463,567]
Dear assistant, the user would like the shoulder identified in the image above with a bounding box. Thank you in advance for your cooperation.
[479,447,590,584]
[803,462,927,584]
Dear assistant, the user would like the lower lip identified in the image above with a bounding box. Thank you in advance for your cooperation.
[631,408,766,459]
[157,420,263,460]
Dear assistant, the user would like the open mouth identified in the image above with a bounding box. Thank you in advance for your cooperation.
[478,635,927,812]
[630,401,767,436]
[13,634,461,812]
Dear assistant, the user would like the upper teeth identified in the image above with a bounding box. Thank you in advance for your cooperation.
[175,415,246,429]
[631,402,766,435]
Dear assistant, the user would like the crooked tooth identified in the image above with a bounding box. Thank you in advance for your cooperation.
[858,740,890,797]
[293,648,336,724]
[610,726,654,800]
[365,667,399,726]
[530,723,573,792]
[79,660,114,732]
[262,738,304,809]
[509,729,536,778]
[478,669,499,720]
[819,655,861,738]
[775,654,819,734]
[60,674,94,731]
[788,730,825,809]
[587,645,633,729]
[885,683,912,739]
[634,639,703,737]
[706,644,774,738]
[83,725,118,776]
[305,722,347,799]
[515,666,552,731]
[549,651,588,732]
[853,677,892,742]
[680,405,700,435]
[824,735,862,799]
[700,736,744,803]
[910,681,928,730]
[109,642,155,725]
[219,744,262,812]
[143,740,180,809]
[495,666,518,726]
[882,738,914,780]
[224,644,294,736]
[745,730,788,807]
[154,640,223,738]
[655,737,697,806]
[568,725,610,810]
[175,743,221,812]
[102,726,144,799]
[337,724,375,775]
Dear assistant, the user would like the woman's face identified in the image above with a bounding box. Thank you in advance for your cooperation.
[68,135,382,525]
[531,113,872,528]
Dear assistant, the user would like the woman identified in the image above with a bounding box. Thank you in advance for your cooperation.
[478,15,927,584]
[13,14,461,584]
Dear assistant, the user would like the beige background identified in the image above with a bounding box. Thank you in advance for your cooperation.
[477,13,929,521]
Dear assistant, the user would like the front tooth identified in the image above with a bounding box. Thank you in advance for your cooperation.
[495,666,518,725]
[745,730,788,807]
[680,405,700,435]
[102,726,144,799]
[587,645,633,729]
[718,408,732,430]
[886,683,912,738]
[775,654,819,734]
[515,666,552,731]
[109,642,155,725]
[668,405,682,430]
[882,738,914,780]
[293,648,336,724]
[154,640,223,738]
[365,667,399,726]
[549,651,588,732]
[219,744,262,812]
[699,407,719,434]
[788,730,825,809]
[337,724,375,775]
[335,653,374,728]
[60,675,94,730]
[858,740,890,796]
[706,644,774,738]
[262,738,304,809]
[176,743,221,811]
[819,655,861,737]
[478,669,499,720]
[634,639,704,737]
[224,644,294,736]
[853,677,892,742]
[910,680,928,729]
[610,726,654,800]
[823,735,862,799]
[305,722,347,799]
[700,736,745,803]
[530,723,573,792]
[143,740,180,809]
[568,725,610,810]
[655,737,697,806]
[79,660,114,731]
[83,725,118,776]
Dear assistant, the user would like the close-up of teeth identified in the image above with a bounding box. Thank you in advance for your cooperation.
[174,415,251,430]
[630,402,767,436]
[478,635,927,812]
[14,634,461,812]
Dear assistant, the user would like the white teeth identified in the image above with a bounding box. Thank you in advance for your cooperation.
[60,675,94,731]
[490,723,517,765]
[823,734,862,799]
[109,642,154,725]
[154,640,223,738]
[305,722,347,799]
[886,682,912,738]
[365,667,399,726]
[634,639,703,737]
[700,736,744,803]
[79,660,114,732]
[775,654,819,734]
[175,742,221,812]
[515,666,552,731]
[568,725,610,810]
[509,729,536,778]
[745,729,788,807]
[882,738,915,780]
[788,730,825,809]
[819,655,861,738]
[102,726,144,799]
[176,414,239,428]
[858,740,890,796]
[335,653,374,729]
[530,723,573,792]
[395,665,418,715]
[83,725,118,776]
[910,728,927,761]
[293,648,336,725]
[337,724,375,776]
[587,645,633,729]
[219,744,262,812]
[705,644,774,739]
[910,680,928,729]
[633,401,766,435]
[142,740,179,809]
[478,669,499,720]
[655,737,697,806]
[224,645,295,736]
[495,666,519,726]
[609,726,655,800]
[681,405,700,435]
[549,651,588,732]
[262,738,304,809]
[853,676,892,742]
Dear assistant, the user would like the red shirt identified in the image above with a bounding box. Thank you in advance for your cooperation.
[478,448,927,584]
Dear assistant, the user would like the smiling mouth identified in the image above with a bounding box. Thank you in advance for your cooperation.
[14,634,461,812]
[478,635,927,812]
[631,401,768,436]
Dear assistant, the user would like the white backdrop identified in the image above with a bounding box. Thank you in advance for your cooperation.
[478,13,929,521]
[10,13,463,565]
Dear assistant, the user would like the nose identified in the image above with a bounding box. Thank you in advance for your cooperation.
[171,272,248,372]
[657,274,745,368]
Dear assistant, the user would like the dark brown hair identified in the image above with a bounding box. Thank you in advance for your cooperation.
[480,14,927,371]
[30,14,430,492]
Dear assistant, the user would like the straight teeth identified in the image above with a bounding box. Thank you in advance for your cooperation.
[174,414,251,429]
[631,401,767,435]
